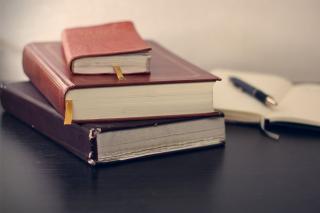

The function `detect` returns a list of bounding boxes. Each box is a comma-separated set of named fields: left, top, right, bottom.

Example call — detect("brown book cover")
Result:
left=61, top=21, right=152, bottom=73
left=0, top=82, right=225, bottom=165
left=23, top=40, right=220, bottom=122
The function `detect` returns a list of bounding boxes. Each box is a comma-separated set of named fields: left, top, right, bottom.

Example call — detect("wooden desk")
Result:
left=1, top=105, right=320, bottom=213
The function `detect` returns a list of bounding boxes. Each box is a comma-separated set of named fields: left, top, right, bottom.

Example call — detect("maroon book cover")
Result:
left=22, top=40, right=220, bottom=121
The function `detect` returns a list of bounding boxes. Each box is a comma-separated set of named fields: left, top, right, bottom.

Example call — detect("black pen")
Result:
left=229, top=76, right=278, bottom=107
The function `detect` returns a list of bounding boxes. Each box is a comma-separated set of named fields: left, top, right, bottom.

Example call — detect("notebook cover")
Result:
left=23, top=40, right=220, bottom=119
left=0, top=82, right=223, bottom=165
left=62, top=21, right=151, bottom=71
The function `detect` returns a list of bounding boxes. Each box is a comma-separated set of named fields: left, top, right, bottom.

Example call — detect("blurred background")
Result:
left=0, top=0, right=319, bottom=82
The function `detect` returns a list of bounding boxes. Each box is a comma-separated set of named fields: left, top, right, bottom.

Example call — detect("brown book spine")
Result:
left=22, top=43, right=71, bottom=115
left=1, top=83, right=95, bottom=164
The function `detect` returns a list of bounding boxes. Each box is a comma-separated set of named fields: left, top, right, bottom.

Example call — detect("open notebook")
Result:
left=210, top=69, right=320, bottom=137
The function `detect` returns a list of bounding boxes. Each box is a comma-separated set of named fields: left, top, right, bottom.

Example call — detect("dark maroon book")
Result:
left=1, top=82, right=225, bottom=166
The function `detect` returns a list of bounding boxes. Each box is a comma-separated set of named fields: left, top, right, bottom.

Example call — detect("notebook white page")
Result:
left=211, top=69, right=320, bottom=127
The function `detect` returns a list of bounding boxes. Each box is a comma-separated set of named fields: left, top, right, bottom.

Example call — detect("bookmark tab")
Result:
left=64, top=100, right=73, bottom=125
left=113, top=65, right=125, bottom=80
left=260, top=119, right=280, bottom=140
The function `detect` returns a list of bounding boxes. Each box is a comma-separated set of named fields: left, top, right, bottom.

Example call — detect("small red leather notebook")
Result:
left=23, top=40, right=220, bottom=124
left=62, top=21, right=152, bottom=74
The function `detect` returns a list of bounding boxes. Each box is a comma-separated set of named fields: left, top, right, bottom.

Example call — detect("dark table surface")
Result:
left=1, top=106, right=320, bottom=213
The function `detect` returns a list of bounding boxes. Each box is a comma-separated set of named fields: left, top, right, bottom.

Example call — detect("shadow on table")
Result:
left=226, top=121, right=320, bottom=141
left=1, top=111, right=226, bottom=213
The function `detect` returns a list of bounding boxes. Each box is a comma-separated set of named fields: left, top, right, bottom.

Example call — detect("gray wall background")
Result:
left=1, top=0, right=319, bottom=82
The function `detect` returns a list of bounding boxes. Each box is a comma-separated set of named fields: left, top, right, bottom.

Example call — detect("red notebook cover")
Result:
left=62, top=21, right=151, bottom=71
left=23, top=40, right=220, bottom=121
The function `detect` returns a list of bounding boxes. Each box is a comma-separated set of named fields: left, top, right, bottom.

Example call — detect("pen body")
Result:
left=229, top=77, right=271, bottom=105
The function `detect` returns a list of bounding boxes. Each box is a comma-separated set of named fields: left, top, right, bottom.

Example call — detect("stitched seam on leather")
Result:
left=25, top=44, right=67, bottom=113
left=32, top=43, right=73, bottom=87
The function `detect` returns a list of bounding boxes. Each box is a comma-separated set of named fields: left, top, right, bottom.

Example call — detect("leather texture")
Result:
left=23, top=40, right=221, bottom=120
left=1, top=82, right=92, bottom=162
left=62, top=21, right=151, bottom=70
left=0, top=82, right=224, bottom=164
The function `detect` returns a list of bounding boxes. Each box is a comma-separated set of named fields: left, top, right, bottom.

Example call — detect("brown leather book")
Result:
left=62, top=21, right=152, bottom=74
left=0, top=82, right=225, bottom=165
left=23, top=40, right=220, bottom=123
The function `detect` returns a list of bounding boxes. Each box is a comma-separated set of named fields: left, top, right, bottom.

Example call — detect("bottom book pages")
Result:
left=1, top=82, right=226, bottom=166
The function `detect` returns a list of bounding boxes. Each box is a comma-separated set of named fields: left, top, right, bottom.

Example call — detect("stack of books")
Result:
left=1, top=21, right=225, bottom=165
